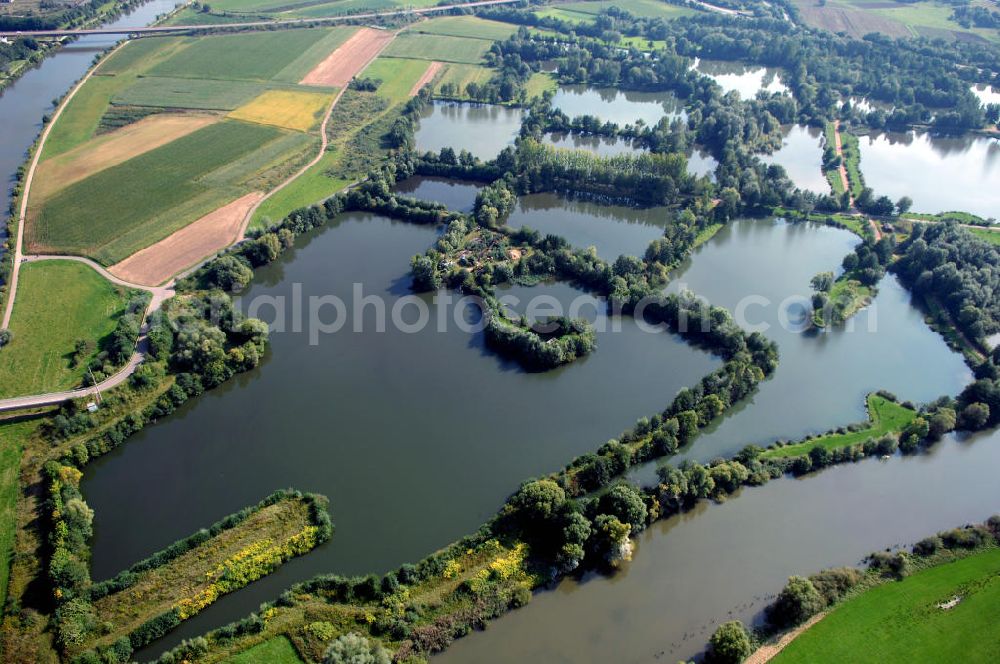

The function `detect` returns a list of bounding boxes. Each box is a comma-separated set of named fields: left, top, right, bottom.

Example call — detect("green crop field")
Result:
left=112, top=76, right=268, bottom=111
left=29, top=121, right=284, bottom=264
left=775, top=547, right=1000, bottom=663
left=763, top=395, right=916, bottom=459
left=0, top=261, right=136, bottom=398
left=412, top=15, right=518, bottom=41
left=273, top=27, right=357, bottom=83
left=434, top=62, right=493, bottom=97
left=148, top=29, right=332, bottom=82
left=223, top=636, right=304, bottom=664
left=362, top=57, right=433, bottom=104
left=384, top=33, right=491, bottom=64
left=285, top=0, right=440, bottom=18
left=533, top=7, right=597, bottom=24
left=97, top=36, right=179, bottom=76
left=558, top=0, right=696, bottom=19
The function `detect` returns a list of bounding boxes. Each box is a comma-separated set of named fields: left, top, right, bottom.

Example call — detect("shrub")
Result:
left=808, top=567, right=862, bottom=605
left=767, top=576, right=825, bottom=628
left=323, top=632, right=390, bottom=664
left=707, top=620, right=752, bottom=664
left=912, top=536, right=942, bottom=556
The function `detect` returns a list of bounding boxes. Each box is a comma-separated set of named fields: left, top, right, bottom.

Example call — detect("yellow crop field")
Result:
left=228, top=89, right=333, bottom=132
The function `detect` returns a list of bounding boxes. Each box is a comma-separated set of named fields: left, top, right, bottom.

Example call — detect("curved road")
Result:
left=0, top=0, right=520, bottom=37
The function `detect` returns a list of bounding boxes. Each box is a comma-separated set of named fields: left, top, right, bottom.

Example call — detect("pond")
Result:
left=84, top=211, right=719, bottom=658
left=551, top=84, right=686, bottom=126
left=858, top=131, right=1000, bottom=219
left=415, top=101, right=524, bottom=161
left=633, top=218, right=971, bottom=472
left=392, top=175, right=481, bottom=213
left=437, top=429, right=1000, bottom=664
left=506, top=192, right=671, bottom=262
left=760, top=124, right=828, bottom=194
left=695, top=58, right=788, bottom=98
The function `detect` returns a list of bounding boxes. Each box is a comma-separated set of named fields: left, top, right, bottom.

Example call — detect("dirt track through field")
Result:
left=108, top=192, right=263, bottom=286
left=32, top=114, right=219, bottom=202
left=301, top=27, right=395, bottom=88
left=410, top=61, right=443, bottom=96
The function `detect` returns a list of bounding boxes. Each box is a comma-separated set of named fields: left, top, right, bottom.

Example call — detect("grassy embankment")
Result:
left=763, top=394, right=916, bottom=459
left=774, top=546, right=1000, bottom=663
left=822, top=122, right=845, bottom=196
left=223, top=636, right=304, bottom=664
left=75, top=494, right=327, bottom=655
left=0, top=261, right=138, bottom=398
left=0, top=416, right=47, bottom=604
left=840, top=130, right=864, bottom=199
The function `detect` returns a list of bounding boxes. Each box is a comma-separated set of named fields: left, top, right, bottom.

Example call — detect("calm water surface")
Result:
left=971, top=83, right=1000, bottom=107
left=760, top=124, right=827, bottom=193
left=506, top=192, right=669, bottom=262
left=858, top=131, right=1000, bottom=219
left=86, top=210, right=718, bottom=657
left=438, top=430, right=1000, bottom=664
left=636, top=218, right=971, bottom=472
left=392, top=175, right=481, bottom=213
left=551, top=85, right=686, bottom=126
left=415, top=101, right=523, bottom=161
left=695, top=58, right=788, bottom=98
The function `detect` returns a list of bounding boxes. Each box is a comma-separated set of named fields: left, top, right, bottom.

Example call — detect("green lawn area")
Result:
left=0, top=261, right=137, bottom=398
left=29, top=120, right=284, bottom=264
left=525, top=72, right=558, bottom=100
left=251, top=149, right=352, bottom=232
left=533, top=6, right=597, bottom=24
left=763, top=394, right=916, bottom=459
left=362, top=57, right=434, bottom=104
left=967, top=227, right=1000, bottom=246
left=223, top=636, right=305, bottom=664
left=384, top=33, right=491, bottom=64
left=774, top=547, right=1000, bottom=663
left=148, top=29, right=332, bottom=82
left=411, top=15, right=518, bottom=41
left=0, top=417, right=40, bottom=604
left=823, top=122, right=845, bottom=196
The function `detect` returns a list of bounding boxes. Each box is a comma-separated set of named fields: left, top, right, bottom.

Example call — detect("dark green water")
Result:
left=393, top=176, right=481, bottom=213
left=86, top=209, right=719, bottom=657
left=415, top=101, right=524, bottom=161
left=506, top=192, right=670, bottom=262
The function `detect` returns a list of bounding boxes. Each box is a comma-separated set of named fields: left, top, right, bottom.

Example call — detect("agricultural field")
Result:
left=250, top=150, right=353, bottom=231
left=533, top=6, right=598, bottom=24
left=111, top=76, right=270, bottom=111
left=32, top=114, right=219, bottom=202
left=229, top=89, right=334, bottom=132
left=774, top=547, right=1000, bottom=663
left=434, top=62, right=492, bottom=93
left=384, top=32, right=491, bottom=64
left=0, top=261, right=137, bottom=398
left=409, top=15, right=519, bottom=41
left=763, top=395, right=917, bottom=459
left=28, top=120, right=287, bottom=264
left=554, top=0, right=697, bottom=19
left=362, top=57, right=436, bottom=104
left=791, top=0, right=1000, bottom=42
left=147, top=29, right=335, bottom=82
